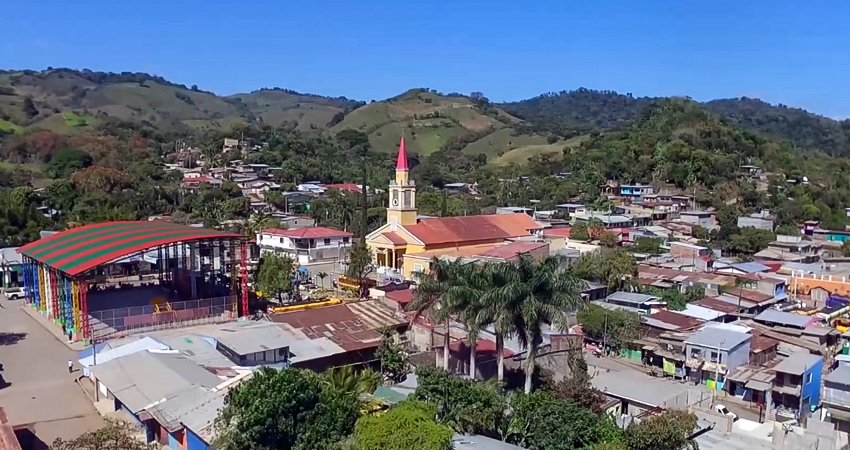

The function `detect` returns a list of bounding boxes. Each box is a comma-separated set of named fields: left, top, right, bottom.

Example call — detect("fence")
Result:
left=89, top=295, right=238, bottom=339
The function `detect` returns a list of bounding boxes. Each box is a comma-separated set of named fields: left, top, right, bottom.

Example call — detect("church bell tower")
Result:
left=386, top=137, right=417, bottom=227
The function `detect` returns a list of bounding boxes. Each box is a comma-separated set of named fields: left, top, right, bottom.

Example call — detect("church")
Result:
left=365, top=138, right=544, bottom=279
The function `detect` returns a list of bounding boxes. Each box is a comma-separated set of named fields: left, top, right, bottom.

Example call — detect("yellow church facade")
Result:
left=365, top=138, right=542, bottom=279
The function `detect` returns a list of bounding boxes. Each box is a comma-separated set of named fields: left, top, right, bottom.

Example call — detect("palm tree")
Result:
left=324, top=365, right=380, bottom=396
left=408, top=257, right=466, bottom=371
left=477, top=262, right=516, bottom=383
left=483, top=255, right=585, bottom=393
left=245, top=212, right=277, bottom=239
left=450, top=263, right=490, bottom=379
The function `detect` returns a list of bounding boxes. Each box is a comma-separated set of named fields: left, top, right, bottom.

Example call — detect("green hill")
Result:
left=0, top=68, right=362, bottom=135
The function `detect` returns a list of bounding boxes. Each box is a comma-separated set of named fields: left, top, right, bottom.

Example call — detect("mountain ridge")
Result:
left=1, top=68, right=848, bottom=160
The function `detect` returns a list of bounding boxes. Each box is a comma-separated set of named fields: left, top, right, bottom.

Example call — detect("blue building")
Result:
left=618, top=184, right=654, bottom=201
left=771, top=352, right=823, bottom=420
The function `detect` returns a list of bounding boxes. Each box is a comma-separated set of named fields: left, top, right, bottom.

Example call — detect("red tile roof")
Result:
left=737, top=289, right=773, bottom=304
left=382, top=232, right=407, bottom=245
left=396, top=137, right=409, bottom=170
left=385, top=289, right=416, bottom=306
left=450, top=338, right=514, bottom=358
left=692, top=297, right=741, bottom=314
left=474, top=241, right=548, bottom=260
left=543, top=227, right=572, bottom=238
left=270, top=303, right=381, bottom=352
left=646, top=310, right=704, bottom=330
left=405, top=213, right=540, bottom=246
left=262, top=226, right=351, bottom=239
left=324, top=183, right=361, bottom=193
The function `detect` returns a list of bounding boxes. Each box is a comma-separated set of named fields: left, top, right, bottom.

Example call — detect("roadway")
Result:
left=0, top=297, right=103, bottom=446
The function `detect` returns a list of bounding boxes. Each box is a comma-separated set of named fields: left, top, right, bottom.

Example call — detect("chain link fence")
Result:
left=89, top=295, right=238, bottom=339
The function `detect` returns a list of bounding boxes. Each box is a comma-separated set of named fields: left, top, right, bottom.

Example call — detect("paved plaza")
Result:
left=0, top=297, right=103, bottom=445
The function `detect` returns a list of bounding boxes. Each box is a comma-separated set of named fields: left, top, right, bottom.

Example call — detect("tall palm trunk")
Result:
left=468, top=336, right=477, bottom=379
left=524, top=346, right=535, bottom=394
left=496, top=333, right=505, bottom=382
left=443, top=318, right=450, bottom=371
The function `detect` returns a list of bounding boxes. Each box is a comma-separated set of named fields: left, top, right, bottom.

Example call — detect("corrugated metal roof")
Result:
left=678, top=304, right=725, bottom=321
left=754, top=309, right=812, bottom=329
left=78, top=336, right=169, bottom=367
left=774, top=352, right=822, bottom=375
left=204, top=322, right=300, bottom=356
left=686, top=327, right=751, bottom=350
left=92, top=351, right=222, bottom=413
left=19, top=221, right=240, bottom=276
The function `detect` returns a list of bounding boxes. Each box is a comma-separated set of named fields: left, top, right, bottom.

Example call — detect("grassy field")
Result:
left=0, top=118, right=23, bottom=134
left=460, top=128, right=548, bottom=159
left=63, top=111, right=94, bottom=127
left=490, top=135, right=587, bottom=165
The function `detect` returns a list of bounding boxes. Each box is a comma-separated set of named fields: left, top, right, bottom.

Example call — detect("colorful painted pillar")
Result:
left=240, top=241, right=248, bottom=317
left=56, top=272, right=65, bottom=327
left=32, top=261, right=40, bottom=310
left=37, top=264, right=46, bottom=314
left=50, top=269, right=59, bottom=322
left=230, top=241, right=238, bottom=298
left=64, top=278, right=73, bottom=335
left=72, top=281, right=81, bottom=341
left=80, top=282, right=90, bottom=341
left=21, top=256, right=30, bottom=305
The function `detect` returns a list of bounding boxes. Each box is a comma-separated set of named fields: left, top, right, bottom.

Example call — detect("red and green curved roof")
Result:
left=19, top=221, right=243, bottom=277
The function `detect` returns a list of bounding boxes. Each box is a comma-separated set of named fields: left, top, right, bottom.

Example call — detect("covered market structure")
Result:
left=17, top=221, right=249, bottom=342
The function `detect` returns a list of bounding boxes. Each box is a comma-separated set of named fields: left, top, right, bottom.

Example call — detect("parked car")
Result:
left=715, top=404, right=738, bottom=421
left=3, top=287, right=26, bottom=300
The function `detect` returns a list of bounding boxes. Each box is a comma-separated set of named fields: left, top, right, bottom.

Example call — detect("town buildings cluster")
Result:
left=7, top=138, right=850, bottom=449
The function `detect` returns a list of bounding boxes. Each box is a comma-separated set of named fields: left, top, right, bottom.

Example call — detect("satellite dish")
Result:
left=803, top=176, right=809, bottom=182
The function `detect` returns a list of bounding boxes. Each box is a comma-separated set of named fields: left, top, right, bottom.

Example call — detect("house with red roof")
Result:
left=257, top=226, right=352, bottom=265
left=366, top=137, right=544, bottom=279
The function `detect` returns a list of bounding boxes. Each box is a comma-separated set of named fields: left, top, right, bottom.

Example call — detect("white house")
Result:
left=257, top=227, right=352, bottom=265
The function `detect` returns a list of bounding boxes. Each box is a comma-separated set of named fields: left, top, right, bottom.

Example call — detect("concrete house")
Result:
left=685, top=327, right=752, bottom=390
left=822, top=365, right=850, bottom=432
left=257, top=227, right=352, bottom=265
left=771, top=352, right=823, bottom=421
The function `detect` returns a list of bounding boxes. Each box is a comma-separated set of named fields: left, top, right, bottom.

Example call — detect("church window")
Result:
left=403, top=190, right=411, bottom=208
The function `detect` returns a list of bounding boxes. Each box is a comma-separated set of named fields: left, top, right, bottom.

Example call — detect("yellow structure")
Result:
left=366, top=138, right=543, bottom=279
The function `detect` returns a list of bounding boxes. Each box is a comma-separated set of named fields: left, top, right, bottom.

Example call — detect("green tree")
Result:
left=51, top=419, right=158, bottom=450
left=409, top=257, right=467, bottom=371
left=633, top=236, right=663, bottom=253
left=413, top=366, right=507, bottom=436
left=842, top=240, right=850, bottom=257
left=576, top=304, right=641, bottom=351
left=572, top=222, right=590, bottom=241
left=346, top=242, right=374, bottom=298
left=624, top=410, right=698, bottom=450
left=256, top=253, right=294, bottom=301
left=483, top=255, right=585, bottom=393
left=214, top=368, right=358, bottom=450
left=354, top=401, right=453, bottom=450
left=509, top=390, right=622, bottom=450
left=49, top=148, right=93, bottom=178
left=685, top=284, right=705, bottom=302
left=599, top=231, right=618, bottom=247
left=324, top=365, right=380, bottom=397
left=775, top=224, right=800, bottom=236
left=569, top=249, right=637, bottom=292
left=377, top=328, right=408, bottom=383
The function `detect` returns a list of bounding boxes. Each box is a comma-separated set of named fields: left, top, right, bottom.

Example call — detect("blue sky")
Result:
left=2, top=0, right=848, bottom=118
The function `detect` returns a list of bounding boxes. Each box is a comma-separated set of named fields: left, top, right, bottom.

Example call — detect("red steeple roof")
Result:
left=396, top=137, right=409, bottom=171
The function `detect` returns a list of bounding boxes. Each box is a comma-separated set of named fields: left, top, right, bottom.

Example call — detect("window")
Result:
left=343, top=237, right=350, bottom=243
left=690, top=348, right=702, bottom=358
left=279, top=237, right=284, bottom=244
left=709, top=351, right=719, bottom=363
left=806, top=372, right=813, bottom=384
left=323, top=238, right=331, bottom=245
left=413, top=263, right=423, bottom=273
